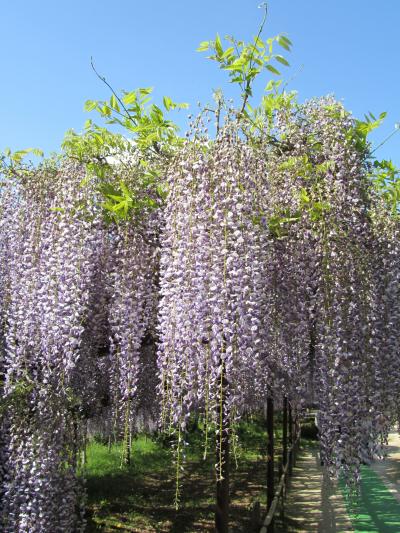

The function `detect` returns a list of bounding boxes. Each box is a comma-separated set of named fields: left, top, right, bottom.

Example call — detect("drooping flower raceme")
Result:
left=0, top=163, right=106, bottom=532
left=264, top=97, right=400, bottom=481
left=158, top=130, right=275, bottom=483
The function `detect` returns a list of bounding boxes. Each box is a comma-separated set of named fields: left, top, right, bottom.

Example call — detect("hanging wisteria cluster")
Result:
left=261, top=97, right=400, bottom=481
left=0, top=164, right=98, bottom=531
left=0, top=162, right=160, bottom=531
left=157, top=127, right=272, bottom=487
left=107, top=216, right=159, bottom=461
left=0, top=92, right=399, bottom=530
left=158, top=97, right=400, bottom=485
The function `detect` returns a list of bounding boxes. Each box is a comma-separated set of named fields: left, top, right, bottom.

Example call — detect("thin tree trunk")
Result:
left=215, top=360, right=229, bottom=533
left=282, top=395, right=288, bottom=513
left=123, top=410, right=131, bottom=466
left=282, top=397, right=288, bottom=468
left=288, top=403, right=293, bottom=475
left=124, top=432, right=131, bottom=466
left=82, top=420, right=88, bottom=466
left=267, top=396, right=274, bottom=533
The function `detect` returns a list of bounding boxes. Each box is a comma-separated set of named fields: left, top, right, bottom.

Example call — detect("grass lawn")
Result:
left=84, top=418, right=282, bottom=532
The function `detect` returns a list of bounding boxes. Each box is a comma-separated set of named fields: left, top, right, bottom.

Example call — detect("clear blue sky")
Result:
left=1, top=0, right=399, bottom=164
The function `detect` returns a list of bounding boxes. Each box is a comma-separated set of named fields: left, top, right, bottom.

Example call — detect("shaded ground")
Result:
left=85, top=422, right=400, bottom=532
left=84, top=418, right=280, bottom=532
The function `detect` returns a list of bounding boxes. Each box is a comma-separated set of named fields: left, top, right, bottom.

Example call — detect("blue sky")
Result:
left=1, top=0, right=399, bottom=164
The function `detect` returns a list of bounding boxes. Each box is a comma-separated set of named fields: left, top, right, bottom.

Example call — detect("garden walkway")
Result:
left=279, top=432, right=400, bottom=532
left=278, top=442, right=353, bottom=532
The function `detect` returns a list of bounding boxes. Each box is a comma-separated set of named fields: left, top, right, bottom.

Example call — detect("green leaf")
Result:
left=275, top=55, right=289, bottom=66
left=221, top=47, right=234, bottom=60
left=215, top=34, right=223, bottom=57
left=101, top=201, right=118, bottom=213
left=276, top=35, right=292, bottom=51
left=110, top=94, right=120, bottom=112
left=119, top=180, right=132, bottom=200
left=107, top=194, right=124, bottom=201
left=122, top=91, right=137, bottom=105
left=11, top=149, right=31, bottom=162
left=99, top=183, right=120, bottom=197
left=354, top=111, right=386, bottom=139
left=139, top=96, right=152, bottom=106
left=156, top=183, right=168, bottom=199
left=265, top=79, right=282, bottom=92
left=224, top=58, right=246, bottom=71
left=197, top=41, right=210, bottom=52
left=254, top=36, right=265, bottom=49
left=299, top=188, right=311, bottom=205
left=101, top=105, right=112, bottom=117
left=163, top=96, right=173, bottom=111
left=266, top=64, right=281, bottom=75
left=139, top=87, right=153, bottom=96
left=84, top=100, right=97, bottom=112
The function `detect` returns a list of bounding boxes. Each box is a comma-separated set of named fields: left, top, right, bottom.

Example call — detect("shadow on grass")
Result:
left=85, top=451, right=234, bottom=531
left=84, top=420, right=274, bottom=532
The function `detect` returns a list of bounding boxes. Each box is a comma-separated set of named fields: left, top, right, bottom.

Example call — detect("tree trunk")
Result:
left=288, top=403, right=293, bottom=475
left=282, top=397, right=288, bottom=468
left=215, top=361, right=229, bottom=533
left=267, top=396, right=274, bottom=532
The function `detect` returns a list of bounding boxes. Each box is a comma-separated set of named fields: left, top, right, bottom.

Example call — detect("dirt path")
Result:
left=278, top=442, right=353, bottom=532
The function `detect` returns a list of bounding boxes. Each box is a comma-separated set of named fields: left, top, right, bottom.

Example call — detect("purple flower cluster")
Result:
left=0, top=160, right=161, bottom=530
left=107, top=218, right=159, bottom=453
left=262, top=97, right=400, bottom=481
left=0, top=164, right=106, bottom=531
left=0, top=95, right=398, bottom=529
left=158, top=98, right=400, bottom=483
left=158, top=131, right=274, bottom=456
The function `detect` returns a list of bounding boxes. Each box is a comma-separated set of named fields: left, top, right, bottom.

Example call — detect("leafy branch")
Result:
left=86, top=59, right=188, bottom=156
left=197, top=2, right=292, bottom=121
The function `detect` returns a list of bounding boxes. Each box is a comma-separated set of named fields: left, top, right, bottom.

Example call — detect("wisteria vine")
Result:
left=0, top=92, right=399, bottom=531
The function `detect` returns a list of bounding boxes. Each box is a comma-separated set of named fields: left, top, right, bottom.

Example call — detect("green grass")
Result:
left=85, top=436, right=177, bottom=532
left=84, top=417, right=284, bottom=532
